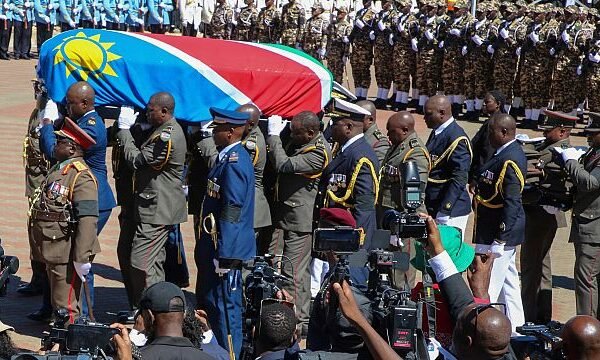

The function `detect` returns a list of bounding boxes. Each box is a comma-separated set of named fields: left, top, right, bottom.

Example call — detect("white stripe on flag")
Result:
left=121, top=32, right=252, bottom=106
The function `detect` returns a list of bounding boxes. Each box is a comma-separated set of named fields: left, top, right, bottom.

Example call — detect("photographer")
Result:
left=254, top=302, right=300, bottom=360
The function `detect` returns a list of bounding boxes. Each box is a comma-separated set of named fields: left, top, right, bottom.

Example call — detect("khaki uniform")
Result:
left=350, top=7, right=376, bottom=90
left=377, top=133, right=430, bottom=290
left=392, top=11, right=419, bottom=95
left=209, top=3, right=234, bottom=39
left=520, top=138, right=572, bottom=324
left=302, top=13, right=329, bottom=62
left=233, top=5, right=258, bottom=41
left=416, top=14, right=441, bottom=97
left=267, top=133, right=331, bottom=328
left=587, top=37, right=600, bottom=112
left=116, top=118, right=187, bottom=307
left=254, top=5, right=281, bottom=43
left=29, top=157, right=99, bottom=321
left=493, top=16, right=528, bottom=104
left=374, top=8, right=396, bottom=91
left=441, top=12, right=472, bottom=98
left=464, top=17, right=498, bottom=103
left=242, top=125, right=272, bottom=231
left=363, top=124, right=390, bottom=166
left=326, top=18, right=351, bottom=83
left=280, top=1, right=305, bottom=46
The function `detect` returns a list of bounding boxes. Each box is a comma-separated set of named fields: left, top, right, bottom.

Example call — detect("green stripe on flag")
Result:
left=264, top=43, right=333, bottom=91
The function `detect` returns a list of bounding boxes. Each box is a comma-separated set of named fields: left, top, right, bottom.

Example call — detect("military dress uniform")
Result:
left=520, top=111, right=576, bottom=324
left=415, top=4, right=441, bottom=106
left=209, top=1, right=233, bottom=39
left=34, top=0, right=57, bottom=49
left=587, top=36, right=600, bottom=113
left=147, top=0, right=173, bottom=33
left=12, top=0, right=33, bottom=59
left=392, top=1, right=419, bottom=111
left=325, top=9, right=351, bottom=83
left=58, top=0, right=80, bottom=31
left=232, top=1, right=257, bottom=41
left=474, top=139, right=527, bottom=330
left=253, top=3, right=279, bottom=43
left=301, top=6, right=328, bottom=62
left=116, top=117, right=187, bottom=308
left=372, top=2, right=395, bottom=108
left=179, top=0, right=202, bottom=36
left=0, top=0, right=12, bottom=60
left=30, top=120, right=100, bottom=323
left=377, top=132, right=430, bottom=289
left=79, top=0, right=94, bottom=27
left=350, top=5, right=376, bottom=100
left=195, top=109, right=256, bottom=359
left=124, top=0, right=146, bottom=31
left=363, top=123, right=390, bottom=167
left=280, top=0, right=305, bottom=47
left=267, top=131, right=331, bottom=333
left=103, top=0, right=126, bottom=29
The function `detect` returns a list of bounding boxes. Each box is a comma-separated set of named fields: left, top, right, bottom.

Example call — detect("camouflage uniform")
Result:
left=576, top=18, right=596, bottom=110
left=209, top=2, right=234, bottom=39
left=416, top=6, right=441, bottom=101
left=432, top=4, right=449, bottom=97
left=350, top=6, right=376, bottom=99
left=233, top=3, right=258, bottom=41
left=391, top=3, right=419, bottom=110
left=586, top=36, right=600, bottom=112
left=302, top=7, right=329, bottom=62
left=326, top=10, right=352, bottom=83
left=373, top=4, right=396, bottom=107
left=281, top=0, right=305, bottom=47
left=254, top=5, right=281, bottom=43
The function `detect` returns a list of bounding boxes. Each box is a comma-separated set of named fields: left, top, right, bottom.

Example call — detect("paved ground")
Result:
left=0, top=36, right=586, bottom=351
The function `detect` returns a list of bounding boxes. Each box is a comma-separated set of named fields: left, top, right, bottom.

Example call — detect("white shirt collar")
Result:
left=494, top=139, right=516, bottom=156
left=82, top=109, right=95, bottom=118
left=341, top=133, right=364, bottom=153
left=218, top=141, right=241, bottom=162
left=434, top=117, right=455, bottom=136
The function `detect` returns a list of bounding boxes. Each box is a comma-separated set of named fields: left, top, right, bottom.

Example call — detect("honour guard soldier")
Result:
left=115, top=93, right=187, bottom=310
left=148, top=0, right=173, bottom=34
left=58, top=0, right=80, bottom=31
left=520, top=110, right=575, bottom=325
left=179, top=0, right=202, bottom=36
left=372, top=0, right=395, bottom=109
left=588, top=29, right=600, bottom=113
left=266, top=111, right=331, bottom=337
left=195, top=108, right=256, bottom=359
left=424, top=95, right=472, bottom=236
left=232, top=0, right=257, bottom=41
left=34, top=0, right=57, bottom=49
left=557, top=113, right=600, bottom=319
left=125, top=0, right=146, bottom=31
left=0, top=0, right=12, bottom=60
left=254, top=0, right=279, bottom=43
left=350, top=0, right=376, bottom=100
left=326, top=6, right=351, bottom=84
left=301, top=2, right=328, bottom=63
left=316, top=98, right=380, bottom=248
left=103, top=0, right=126, bottom=29
left=209, top=0, right=233, bottom=39
left=80, top=0, right=94, bottom=27
left=30, top=118, right=100, bottom=323
left=415, top=0, right=440, bottom=112
left=391, top=0, right=419, bottom=112
left=357, top=100, right=390, bottom=165
left=12, top=0, right=33, bottom=59
left=473, top=114, right=526, bottom=331
left=378, top=111, right=430, bottom=289
left=280, top=0, right=305, bottom=47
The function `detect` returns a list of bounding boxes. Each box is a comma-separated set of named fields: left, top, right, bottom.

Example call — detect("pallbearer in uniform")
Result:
left=326, top=6, right=351, bottom=84
left=195, top=108, right=255, bottom=358
left=30, top=118, right=100, bottom=324
left=520, top=110, right=576, bottom=325
left=232, top=0, right=257, bottom=41
left=378, top=111, right=430, bottom=289
left=357, top=100, right=390, bottom=166
left=34, top=0, right=57, bottom=50
left=473, top=113, right=526, bottom=331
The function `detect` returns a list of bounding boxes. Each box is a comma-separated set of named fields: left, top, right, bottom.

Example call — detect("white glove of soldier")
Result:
left=158, top=17, right=163, bottom=24
left=411, top=38, right=418, bottom=52
left=200, top=121, right=213, bottom=138
left=295, top=42, right=302, bottom=50
left=231, top=18, right=237, bottom=26
left=516, top=47, right=521, bottom=56
left=136, top=17, right=144, bottom=25
left=42, top=99, right=60, bottom=123
left=556, top=147, right=585, bottom=162
left=589, top=52, right=600, bottom=63
left=435, top=214, right=450, bottom=225
left=449, top=28, right=460, bottom=36
left=397, top=22, right=404, bottom=32
left=499, top=27, right=509, bottom=39
left=425, top=29, right=434, bottom=41
left=438, top=40, right=444, bottom=48
left=461, top=45, right=468, bottom=56
left=159, top=1, right=166, bottom=8
left=43, top=15, right=50, bottom=22
left=577, top=64, right=583, bottom=76
left=268, top=115, right=287, bottom=136
left=388, top=33, right=394, bottom=46
left=116, top=3, right=123, bottom=9
left=2, top=3, right=9, bottom=9
left=47, top=3, right=53, bottom=9
left=342, top=35, right=349, bottom=43
left=24, top=1, right=31, bottom=8
left=369, top=30, right=375, bottom=40
left=487, top=44, right=494, bottom=54
left=213, top=259, right=230, bottom=275
left=118, top=105, right=139, bottom=130
left=549, top=47, right=555, bottom=56
left=0, top=14, right=6, bottom=20
left=529, top=31, right=539, bottom=44
left=73, top=261, right=92, bottom=282
left=377, top=20, right=384, bottom=31
left=73, top=7, right=79, bottom=14
left=69, top=20, right=77, bottom=28
left=561, top=30, right=570, bottom=43
left=471, top=34, right=483, bottom=46
left=317, top=47, right=326, bottom=59
left=355, top=18, right=365, bottom=29
left=343, top=55, right=348, bottom=64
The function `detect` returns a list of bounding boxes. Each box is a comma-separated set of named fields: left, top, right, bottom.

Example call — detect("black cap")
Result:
left=540, top=110, right=577, bottom=130
left=139, top=282, right=186, bottom=312
left=586, top=112, right=600, bottom=133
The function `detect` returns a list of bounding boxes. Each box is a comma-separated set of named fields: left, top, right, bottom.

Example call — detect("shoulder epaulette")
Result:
left=72, top=161, right=88, bottom=172
left=373, top=129, right=387, bottom=141
left=409, top=138, right=420, bottom=149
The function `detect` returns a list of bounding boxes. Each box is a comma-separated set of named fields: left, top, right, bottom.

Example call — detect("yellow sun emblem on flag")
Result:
left=53, top=32, right=122, bottom=81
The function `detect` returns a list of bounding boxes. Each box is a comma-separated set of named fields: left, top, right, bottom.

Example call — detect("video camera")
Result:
left=0, top=240, right=19, bottom=296
left=511, top=322, right=565, bottom=360
left=382, top=161, right=427, bottom=241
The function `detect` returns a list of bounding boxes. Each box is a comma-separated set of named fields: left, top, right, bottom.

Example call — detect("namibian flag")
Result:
left=36, top=30, right=333, bottom=122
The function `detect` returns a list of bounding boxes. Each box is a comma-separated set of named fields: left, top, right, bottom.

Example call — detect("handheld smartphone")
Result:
left=313, top=227, right=362, bottom=253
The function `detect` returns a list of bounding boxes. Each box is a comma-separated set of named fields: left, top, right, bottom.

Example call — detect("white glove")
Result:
left=369, top=30, right=375, bottom=41
left=200, top=121, right=213, bottom=137
left=529, top=31, right=539, bottom=44
left=43, top=99, right=60, bottom=123
left=471, top=34, right=483, bottom=46
left=158, top=17, right=163, bottom=24
left=590, top=53, right=600, bottom=63
left=499, top=27, right=509, bottom=39
left=425, top=29, right=434, bottom=41
left=317, top=47, right=326, bottom=59
left=516, top=47, right=521, bottom=56
left=542, top=205, right=560, bottom=215
left=118, top=105, right=139, bottom=130
left=389, top=234, right=404, bottom=247
left=136, top=17, right=144, bottom=25
left=24, top=1, right=31, bottom=8
left=438, top=40, right=444, bottom=48
left=377, top=20, right=384, bottom=31
left=268, top=115, right=286, bottom=136
left=561, top=30, right=570, bottom=43
left=73, top=261, right=92, bottom=282
left=461, top=45, right=468, bottom=56
left=231, top=19, right=237, bottom=26
left=397, top=22, right=404, bottom=32
left=388, top=33, right=394, bottom=46
left=577, top=65, right=583, bottom=76
left=69, top=20, right=77, bottom=28
left=411, top=38, right=418, bottom=52
left=213, top=259, right=230, bottom=275
left=342, top=35, right=349, bottom=43
left=487, top=44, right=494, bottom=54
left=116, top=3, right=122, bottom=8
left=355, top=18, right=364, bottom=29
left=43, top=15, right=50, bottom=22
left=158, top=1, right=165, bottom=8
left=2, top=3, right=8, bottom=9
left=435, top=214, right=450, bottom=225
left=72, top=7, right=79, bottom=14
left=47, top=3, right=53, bottom=10
left=0, top=14, right=6, bottom=20
left=342, top=55, right=348, bottom=64
left=295, top=42, right=302, bottom=50
left=557, top=147, right=585, bottom=162
left=549, top=47, right=556, bottom=56
left=449, top=28, right=460, bottom=36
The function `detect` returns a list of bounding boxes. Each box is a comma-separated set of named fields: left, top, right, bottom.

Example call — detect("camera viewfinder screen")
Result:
left=313, top=228, right=361, bottom=252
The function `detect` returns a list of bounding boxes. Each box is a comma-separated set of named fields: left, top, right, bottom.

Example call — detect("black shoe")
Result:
left=509, top=107, right=519, bottom=118
left=21, top=54, right=30, bottom=60
left=117, top=310, right=138, bottom=324
left=472, top=110, right=481, bottom=122
left=408, top=98, right=418, bottom=109
left=356, top=96, right=366, bottom=102
left=17, top=282, right=43, bottom=296
left=392, top=102, right=407, bottom=112
left=415, top=106, right=424, bottom=115
left=0, top=54, right=9, bottom=60
left=465, top=110, right=473, bottom=121
left=374, top=98, right=387, bottom=110
left=27, top=309, right=53, bottom=323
